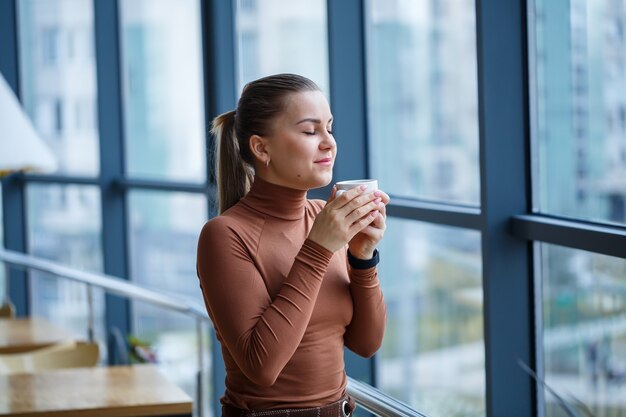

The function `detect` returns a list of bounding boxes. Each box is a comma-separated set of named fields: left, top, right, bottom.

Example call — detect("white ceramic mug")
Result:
left=335, top=179, right=378, bottom=196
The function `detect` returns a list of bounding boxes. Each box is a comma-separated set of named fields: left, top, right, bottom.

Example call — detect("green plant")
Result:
left=127, top=335, right=158, bottom=364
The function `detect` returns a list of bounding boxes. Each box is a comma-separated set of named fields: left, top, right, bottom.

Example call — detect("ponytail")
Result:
left=212, top=110, right=254, bottom=214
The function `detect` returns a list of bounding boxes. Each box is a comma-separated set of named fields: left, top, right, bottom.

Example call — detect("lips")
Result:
left=314, top=157, right=333, bottom=163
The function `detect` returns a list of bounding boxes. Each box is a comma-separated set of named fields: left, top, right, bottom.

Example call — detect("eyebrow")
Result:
left=296, top=117, right=333, bottom=125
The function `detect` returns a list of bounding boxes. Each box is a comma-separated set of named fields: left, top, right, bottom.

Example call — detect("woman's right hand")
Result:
left=307, top=185, right=382, bottom=253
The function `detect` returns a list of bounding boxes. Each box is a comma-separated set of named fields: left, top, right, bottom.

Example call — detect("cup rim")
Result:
left=335, top=179, right=377, bottom=186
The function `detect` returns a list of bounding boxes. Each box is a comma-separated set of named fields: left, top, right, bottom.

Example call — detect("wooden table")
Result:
left=0, top=318, right=75, bottom=354
left=0, top=365, right=193, bottom=416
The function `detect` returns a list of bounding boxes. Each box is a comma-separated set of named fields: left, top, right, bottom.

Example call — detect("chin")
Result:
left=309, top=174, right=333, bottom=189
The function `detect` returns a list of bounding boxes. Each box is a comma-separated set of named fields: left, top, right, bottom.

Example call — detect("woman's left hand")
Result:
left=346, top=190, right=389, bottom=260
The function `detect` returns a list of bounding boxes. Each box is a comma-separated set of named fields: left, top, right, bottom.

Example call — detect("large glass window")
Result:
left=540, top=244, right=626, bottom=416
left=531, top=0, right=626, bottom=225
left=377, top=218, right=484, bottom=417
left=235, top=0, right=329, bottom=94
left=26, top=184, right=106, bottom=354
left=128, top=190, right=207, bottom=395
left=119, top=0, right=206, bottom=182
left=18, top=0, right=100, bottom=176
left=365, top=0, right=480, bottom=205
left=0, top=183, right=4, bottom=303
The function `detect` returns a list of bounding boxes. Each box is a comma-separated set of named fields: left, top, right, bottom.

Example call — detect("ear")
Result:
left=249, top=134, right=270, bottom=165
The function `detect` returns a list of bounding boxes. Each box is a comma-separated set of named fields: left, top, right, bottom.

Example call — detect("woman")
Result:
left=196, top=73, right=388, bottom=417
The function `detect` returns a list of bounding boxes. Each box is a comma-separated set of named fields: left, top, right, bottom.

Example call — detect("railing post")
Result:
left=87, top=283, right=95, bottom=342
left=196, top=317, right=206, bottom=417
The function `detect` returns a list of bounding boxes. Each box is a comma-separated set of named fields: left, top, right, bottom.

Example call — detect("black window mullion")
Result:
left=202, top=0, right=237, bottom=413
left=327, top=0, right=368, bottom=186
left=21, top=174, right=99, bottom=186
left=476, top=0, right=535, bottom=416
left=387, top=198, right=482, bottom=230
left=327, top=0, right=376, bottom=388
left=0, top=0, right=29, bottom=317
left=511, top=214, right=626, bottom=258
left=93, top=0, right=131, bottom=364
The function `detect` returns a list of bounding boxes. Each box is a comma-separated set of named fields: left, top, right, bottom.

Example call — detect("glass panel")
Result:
left=365, top=0, right=480, bottom=205
left=540, top=244, right=626, bottom=416
left=128, top=190, right=207, bottom=396
left=18, top=0, right=100, bottom=176
left=377, top=218, right=484, bottom=417
left=26, top=184, right=106, bottom=357
left=0, top=183, right=4, bottom=303
left=531, top=0, right=626, bottom=225
left=235, top=0, right=330, bottom=94
left=120, top=0, right=206, bottom=182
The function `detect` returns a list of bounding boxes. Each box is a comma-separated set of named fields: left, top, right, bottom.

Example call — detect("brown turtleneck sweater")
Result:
left=196, top=176, right=386, bottom=410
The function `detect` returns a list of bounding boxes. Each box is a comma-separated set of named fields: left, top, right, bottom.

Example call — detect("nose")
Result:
left=320, top=131, right=336, bottom=150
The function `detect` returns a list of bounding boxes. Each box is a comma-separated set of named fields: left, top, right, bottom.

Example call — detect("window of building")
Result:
left=365, top=0, right=480, bottom=205
left=41, top=27, right=60, bottom=65
left=26, top=184, right=107, bottom=359
left=539, top=244, right=626, bottom=416
left=235, top=0, right=329, bottom=95
left=19, top=0, right=100, bottom=176
left=119, top=0, right=206, bottom=183
left=532, top=0, right=626, bottom=226
left=128, top=190, right=207, bottom=397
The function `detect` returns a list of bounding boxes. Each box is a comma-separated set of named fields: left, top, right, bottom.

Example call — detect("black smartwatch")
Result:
left=347, top=249, right=380, bottom=269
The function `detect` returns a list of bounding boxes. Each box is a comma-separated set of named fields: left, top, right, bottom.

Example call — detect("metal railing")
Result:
left=0, top=248, right=428, bottom=417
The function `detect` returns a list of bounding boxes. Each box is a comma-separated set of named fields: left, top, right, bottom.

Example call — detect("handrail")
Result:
left=0, top=248, right=209, bottom=321
left=0, top=248, right=429, bottom=417
left=347, top=378, right=428, bottom=417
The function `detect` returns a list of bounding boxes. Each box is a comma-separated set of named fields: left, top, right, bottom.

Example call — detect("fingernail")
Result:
left=374, top=198, right=382, bottom=204
left=374, top=191, right=382, bottom=197
left=371, top=210, right=379, bottom=217
left=360, top=185, right=367, bottom=191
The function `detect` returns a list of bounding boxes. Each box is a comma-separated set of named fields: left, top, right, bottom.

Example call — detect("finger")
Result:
left=333, top=185, right=370, bottom=209
left=374, top=190, right=391, bottom=205
left=374, top=199, right=386, bottom=217
left=341, top=191, right=380, bottom=216
left=348, top=210, right=379, bottom=237
left=370, top=213, right=386, bottom=229
left=346, top=198, right=382, bottom=224
left=357, top=225, right=384, bottom=240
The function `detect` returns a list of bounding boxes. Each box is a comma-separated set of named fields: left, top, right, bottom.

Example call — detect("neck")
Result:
left=240, top=175, right=308, bottom=220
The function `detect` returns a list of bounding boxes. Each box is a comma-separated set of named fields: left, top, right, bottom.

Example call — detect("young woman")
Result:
left=196, top=73, right=388, bottom=417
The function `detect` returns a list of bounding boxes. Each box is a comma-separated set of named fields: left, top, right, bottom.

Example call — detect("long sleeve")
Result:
left=343, top=261, right=387, bottom=357
left=196, top=217, right=333, bottom=387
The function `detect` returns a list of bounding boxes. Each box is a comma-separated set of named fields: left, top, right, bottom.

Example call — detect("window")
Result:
left=26, top=184, right=106, bottom=358
left=53, top=98, right=63, bottom=133
left=128, top=190, right=207, bottom=396
left=377, top=218, right=485, bottom=417
left=119, top=0, right=206, bottom=182
left=540, top=244, right=626, bottom=416
left=530, top=1, right=626, bottom=415
left=532, top=0, right=626, bottom=225
left=235, top=0, right=329, bottom=95
left=365, top=0, right=480, bottom=205
left=18, top=0, right=100, bottom=176
left=0, top=183, right=4, bottom=302
left=41, top=27, right=60, bottom=65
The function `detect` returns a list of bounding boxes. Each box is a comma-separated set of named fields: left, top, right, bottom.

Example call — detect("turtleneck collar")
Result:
left=240, top=176, right=308, bottom=220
